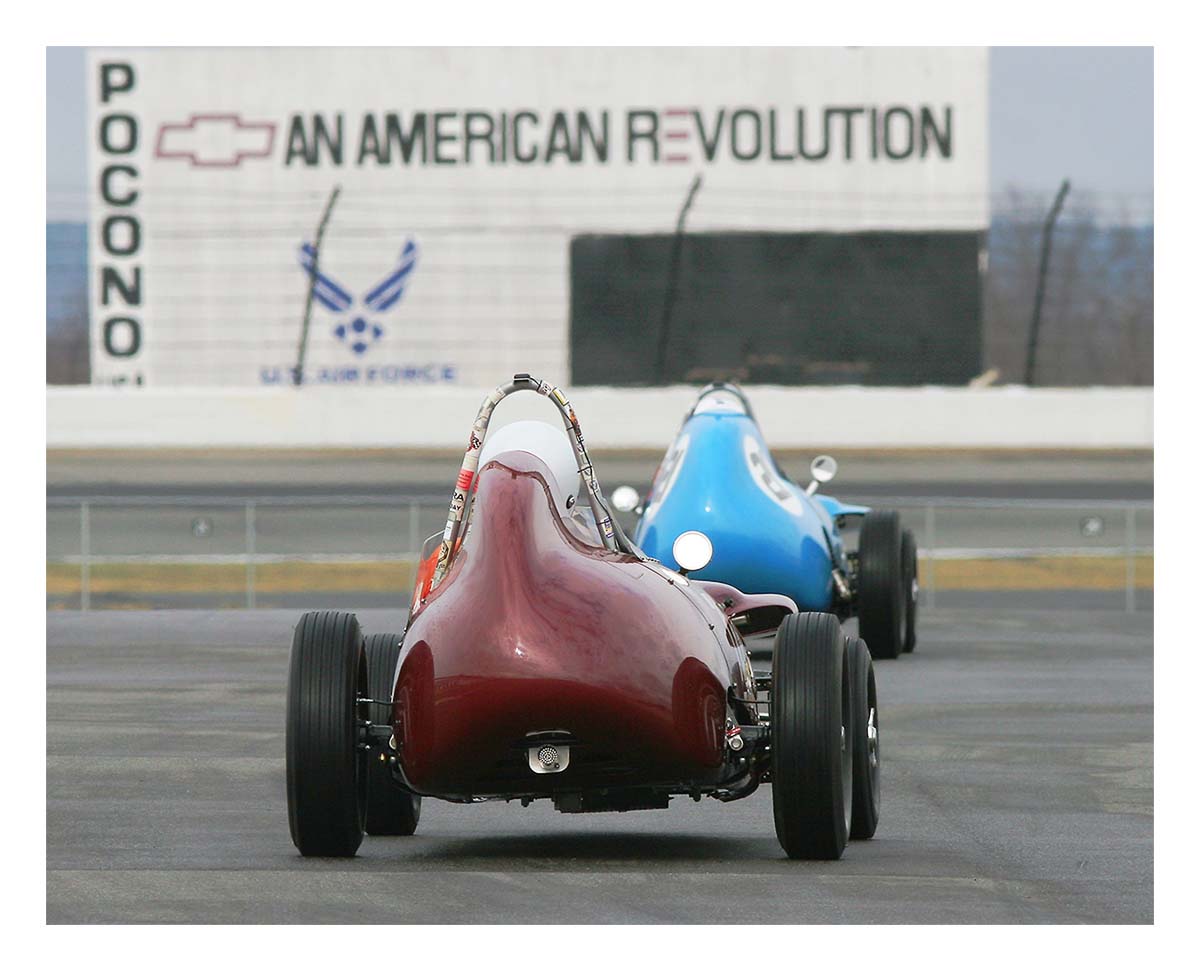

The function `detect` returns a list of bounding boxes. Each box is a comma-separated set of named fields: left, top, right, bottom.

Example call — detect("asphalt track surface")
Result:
left=46, top=602, right=1152, bottom=923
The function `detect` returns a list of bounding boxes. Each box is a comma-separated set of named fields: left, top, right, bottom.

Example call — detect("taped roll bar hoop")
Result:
left=430, top=374, right=618, bottom=589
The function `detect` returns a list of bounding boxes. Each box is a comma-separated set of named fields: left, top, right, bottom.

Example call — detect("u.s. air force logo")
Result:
left=297, top=238, right=419, bottom=355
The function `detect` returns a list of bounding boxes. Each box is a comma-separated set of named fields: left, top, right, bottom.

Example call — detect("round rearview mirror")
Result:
left=810, top=454, right=838, bottom=484
left=611, top=485, right=641, bottom=513
left=672, top=530, right=714, bottom=575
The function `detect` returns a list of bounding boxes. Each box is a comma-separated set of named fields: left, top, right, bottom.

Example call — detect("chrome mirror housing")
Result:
left=610, top=485, right=641, bottom=513
left=806, top=454, right=838, bottom=495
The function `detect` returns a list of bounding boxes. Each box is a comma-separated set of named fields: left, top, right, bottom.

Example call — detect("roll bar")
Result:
left=430, top=374, right=620, bottom=589
left=686, top=381, right=757, bottom=422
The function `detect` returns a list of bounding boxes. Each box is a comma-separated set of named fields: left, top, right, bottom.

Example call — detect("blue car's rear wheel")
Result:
left=858, top=510, right=905, bottom=660
left=901, top=528, right=918, bottom=653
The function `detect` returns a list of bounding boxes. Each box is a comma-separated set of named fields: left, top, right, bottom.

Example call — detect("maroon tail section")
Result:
left=393, top=451, right=744, bottom=798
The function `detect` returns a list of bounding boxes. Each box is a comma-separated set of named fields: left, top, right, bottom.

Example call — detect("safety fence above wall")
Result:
left=46, top=493, right=1154, bottom=612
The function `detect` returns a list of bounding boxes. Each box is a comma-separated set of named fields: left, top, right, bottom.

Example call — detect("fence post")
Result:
left=1125, top=506, right=1136, bottom=613
left=246, top=501, right=257, bottom=610
left=924, top=504, right=936, bottom=610
left=80, top=502, right=91, bottom=611
left=1024, top=178, right=1071, bottom=386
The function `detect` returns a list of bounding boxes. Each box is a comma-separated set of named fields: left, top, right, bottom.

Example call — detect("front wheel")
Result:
left=363, top=632, right=422, bottom=836
left=286, top=610, right=367, bottom=857
left=847, top=637, right=880, bottom=839
left=771, top=612, right=853, bottom=860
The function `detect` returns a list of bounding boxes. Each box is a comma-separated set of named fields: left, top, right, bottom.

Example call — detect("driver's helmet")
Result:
left=478, top=420, right=581, bottom=513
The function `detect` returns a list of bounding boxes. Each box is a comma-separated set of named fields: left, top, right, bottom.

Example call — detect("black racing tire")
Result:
left=771, top=612, right=853, bottom=860
left=858, top=510, right=905, bottom=660
left=286, top=610, right=367, bottom=857
left=363, top=632, right=422, bottom=836
left=901, top=529, right=918, bottom=653
left=847, top=637, right=880, bottom=839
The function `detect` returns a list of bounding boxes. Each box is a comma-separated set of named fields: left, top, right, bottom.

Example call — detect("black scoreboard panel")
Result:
left=569, top=231, right=983, bottom=386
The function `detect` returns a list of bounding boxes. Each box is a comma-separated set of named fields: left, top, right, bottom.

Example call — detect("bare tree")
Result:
left=985, top=188, right=1152, bottom=386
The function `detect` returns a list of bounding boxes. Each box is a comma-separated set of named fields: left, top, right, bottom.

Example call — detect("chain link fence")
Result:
left=985, top=189, right=1152, bottom=385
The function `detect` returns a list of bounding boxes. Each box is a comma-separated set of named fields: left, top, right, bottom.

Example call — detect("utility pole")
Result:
left=654, top=174, right=703, bottom=384
left=293, top=185, right=342, bottom=387
left=1024, top=178, right=1070, bottom=386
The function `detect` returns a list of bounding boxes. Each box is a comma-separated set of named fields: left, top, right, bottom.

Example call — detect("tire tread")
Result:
left=858, top=511, right=904, bottom=659
left=771, top=612, right=850, bottom=860
left=286, top=610, right=365, bottom=857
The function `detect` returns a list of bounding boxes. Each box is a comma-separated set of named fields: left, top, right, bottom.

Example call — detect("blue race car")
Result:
left=618, top=383, right=918, bottom=659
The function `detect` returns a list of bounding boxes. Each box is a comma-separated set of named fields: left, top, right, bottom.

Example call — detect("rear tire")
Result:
left=858, top=510, right=905, bottom=660
left=901, top=529, right=918, bottom=653
left=286, top=610, right=367, bottom=857
left=363, top=632, right=422, bottom=836
left=771, top=612, right=853, bottom=860
left=847, top=637, right=880, bottom=839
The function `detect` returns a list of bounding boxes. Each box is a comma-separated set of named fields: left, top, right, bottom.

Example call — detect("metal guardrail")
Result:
left=53, top=497, right=435, bottom=611
left=47, top=495, right=1152, bottom=612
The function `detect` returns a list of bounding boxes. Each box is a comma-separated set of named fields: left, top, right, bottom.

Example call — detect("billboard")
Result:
left=86, top=47, right=988, bottom=387
left=571, top=230, right=985, bottom=386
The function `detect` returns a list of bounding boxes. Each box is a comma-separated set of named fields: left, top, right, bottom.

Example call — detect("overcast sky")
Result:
left=990, top=46, right=1152, bottom=198
left=46, top=46, right=1153, bottom=217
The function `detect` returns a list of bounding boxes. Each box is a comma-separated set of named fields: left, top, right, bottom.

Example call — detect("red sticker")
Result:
left=456, top=469, right=474, bottom=491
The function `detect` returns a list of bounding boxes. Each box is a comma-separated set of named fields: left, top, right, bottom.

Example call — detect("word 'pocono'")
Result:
left=284, top=106, right=955, bottom=167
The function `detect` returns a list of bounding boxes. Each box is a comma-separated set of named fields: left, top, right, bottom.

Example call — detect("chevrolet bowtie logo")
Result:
left=154, top=113, right=276, bottom=167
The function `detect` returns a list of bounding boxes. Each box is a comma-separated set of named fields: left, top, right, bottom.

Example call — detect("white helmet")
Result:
left=477, top=420, right=581, bottom=512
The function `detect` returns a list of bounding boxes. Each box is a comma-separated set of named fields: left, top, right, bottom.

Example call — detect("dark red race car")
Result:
left=286, top=374, right=881, bottom=860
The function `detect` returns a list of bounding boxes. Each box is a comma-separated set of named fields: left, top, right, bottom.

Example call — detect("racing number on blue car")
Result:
left=742, top=436, right=804, bottom=515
